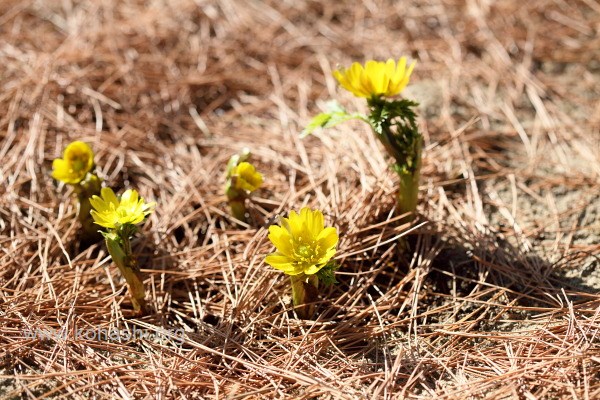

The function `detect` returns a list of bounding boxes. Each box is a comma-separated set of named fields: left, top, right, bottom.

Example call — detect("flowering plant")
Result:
left=90, top=187, right=155, bottom=314
left=52, top=141, right=102, bottom=240
left=224, top=149, right=263, bottom=223
left=265, top=207, right=338, bottom=319
left=304, top=57, right=422, bottom=223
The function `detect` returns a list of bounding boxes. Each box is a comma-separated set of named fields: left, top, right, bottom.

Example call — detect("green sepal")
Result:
left=99, top=224, right=137, bottom=243
left=367, top=98, right=420, bottom=132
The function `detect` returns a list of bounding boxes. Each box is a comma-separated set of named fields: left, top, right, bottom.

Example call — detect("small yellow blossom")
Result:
left=231, top=161, right=263, bottom=193
left=51, top=141, right=95, bottom=184
left=90, top=187, right=155, bottom=229
left=333, top=57, right=416, bottom=98
left=265, top=207, right=338, bottom=276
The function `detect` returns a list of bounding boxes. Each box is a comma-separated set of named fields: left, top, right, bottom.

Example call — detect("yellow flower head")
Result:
left=265, top=207, right=338, bottom=276
left=90, top=187, right=155, bottom=229
left=333, top=57, right=416, bottom=98
left=51, top=141, right=95, bottom=184
left=231, top=161, right=263, bottom=193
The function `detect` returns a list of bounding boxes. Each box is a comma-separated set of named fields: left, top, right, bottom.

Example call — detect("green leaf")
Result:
left=104, top=233, right=127, bottom=270
left=366, top=97, right=422, bottom=172
left=301, top=101, right=367, bottom=137
left=316, top=261, right=339, bottom=286
left=100, top=230, right=120, bottom=243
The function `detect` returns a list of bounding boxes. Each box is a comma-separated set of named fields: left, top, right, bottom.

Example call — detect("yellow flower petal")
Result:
left=333, top=57, right=416, bottom=98
left=120, top=189, right=137, bottom=207
left=51, top=159, right=69, bottom=181
left=308, top=208, right=325, bottom=236
left=393, top=57, right=407, bottom=84
left=265, top=254, right=298, bottom=274
left=89, top=196, right=106, bottom=213
left=303, top=264, right=322, bottom=276
left=286, top=210, right=302, bottom=237
left=317, top=227, right=338, bottom=249
left=385, top=59, right=396, bottom=80
left=89, top=187, right=154, bottom=229
left=100, top=187, right=119, bottom=207
left=230, top=161, right=263, bottom=193
left=51, top=141, right=95, bottom=184
left=265, top=208, right=338, bottom=276
left=317, top=248, right=337, bottom=268
left=268, top=225, right=294, bottom=257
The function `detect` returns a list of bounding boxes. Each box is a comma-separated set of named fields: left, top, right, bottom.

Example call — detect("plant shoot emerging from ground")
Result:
left=52, top=140, right=103, bottom=240
left=266, top=207, right=338, bottom=319
left=304, top=57, right=422, bottom=223
left=90, top=187, right=155, bottom=314
left=225, top=149, right=263, bottom=223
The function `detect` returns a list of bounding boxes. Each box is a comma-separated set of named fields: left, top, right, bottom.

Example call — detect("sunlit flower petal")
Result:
left=265, top=254, right=303, bottom=275
left=268, top=225, right=294, bottom=257
left=317, top=227, right=338, bottom=250
left=230, top=161, right=263, bottom=193
left=265, top=207, right=338, bottom=276
left=101, top=187, right=119, bottom=208
left=89, top=187, right=155, bottom=230
left=333, top=57, right=416, bottom=98
left=51, top=141, right=95, bottom=184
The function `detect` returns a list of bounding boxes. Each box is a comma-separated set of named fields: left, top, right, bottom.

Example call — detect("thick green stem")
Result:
left=396, top=138, right=422, bottom=224
left=228, top=199, right=247, bottom=222
left=105, top=232, right=149, bottom=315
left=290, top=274, right=319, bottom=319
left=366, top=97, right=423, bottom=224
left=226, top=185, right=248, bottom=223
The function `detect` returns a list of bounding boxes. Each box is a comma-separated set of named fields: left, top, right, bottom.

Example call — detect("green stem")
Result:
left=228, top=199, right=247, bottom=222
left=396, top=138, right=422, bottom=224
left=290, top=274, right=319, bottom=319
left=105, top=232, right=149, bottom=315
left=226, top=186, right=248, bottom=223
left=77, top=196, right=96, bottom=235
left=366, top=97, right=423, bottom=224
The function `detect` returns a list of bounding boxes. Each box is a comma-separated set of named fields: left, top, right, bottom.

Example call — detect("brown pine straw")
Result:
left=1, top=0, right=599, bottom=398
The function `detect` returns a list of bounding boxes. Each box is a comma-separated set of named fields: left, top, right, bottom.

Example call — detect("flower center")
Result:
left=69, top=152, right=88, bottom=173
left=294, top=240, right=321, bottom=264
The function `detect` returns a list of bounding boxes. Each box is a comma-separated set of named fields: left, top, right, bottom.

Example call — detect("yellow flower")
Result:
left=231, top=161, right=263, bottom=193
left=265, top=207, right=338, bottom=276
left=333, top=57, right=416, bottom=98
left=90, top=187, right=155, bottom=229
left=51, top=141, right=95, bottom=184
